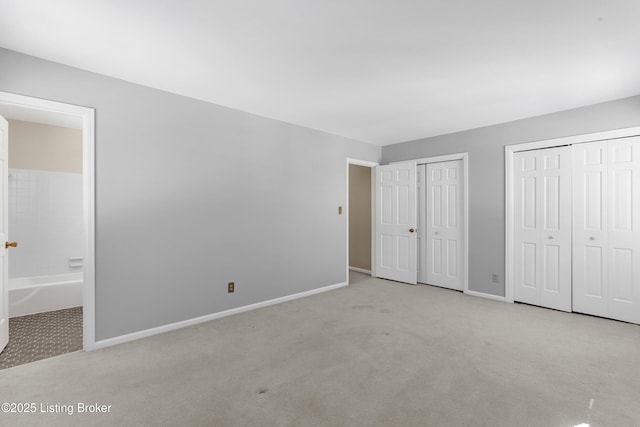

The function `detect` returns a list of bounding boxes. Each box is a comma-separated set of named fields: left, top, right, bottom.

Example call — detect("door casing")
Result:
left=346, top=158, right=378, bottom=281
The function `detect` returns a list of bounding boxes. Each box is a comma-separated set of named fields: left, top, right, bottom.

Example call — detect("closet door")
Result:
left=608, top=138, right=640, bottom=323
left=513, top=147, right=572, bottom=311
left=375, top=161, right=417, bottom=284
left=573, top=138, right=640, bottom=323
left=425, top=160, right=463, bottom=290
left=572, top=142, right=609, bottom=317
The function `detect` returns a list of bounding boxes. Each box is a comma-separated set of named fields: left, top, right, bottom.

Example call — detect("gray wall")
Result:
left=382, top=95, right=640, bottom=296
left=0, top=48, right=380, bottom=340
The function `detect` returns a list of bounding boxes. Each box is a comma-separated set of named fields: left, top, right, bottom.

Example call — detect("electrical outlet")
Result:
left=228, top=282, right=235, bottom=293
left=491, top=274, right=499, bottom=284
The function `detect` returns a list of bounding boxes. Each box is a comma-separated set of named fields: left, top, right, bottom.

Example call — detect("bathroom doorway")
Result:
left=0, top=92, right=96, bottom=367
left=1, top=117, right=83, bottom=368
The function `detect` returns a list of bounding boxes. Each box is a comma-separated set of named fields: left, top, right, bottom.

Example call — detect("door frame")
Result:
left=504, top=126, right=640, bottom=304
left=346, top=158, right=378, bottom=282
left=0, top=91, right=96, bottom=351
left=411, top=153, right=469, bottom=293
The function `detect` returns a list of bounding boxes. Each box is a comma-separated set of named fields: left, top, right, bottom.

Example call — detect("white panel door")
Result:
left=375, top=161, right=417, bottom=284
left=0, top=115, right=8, bottom=353
left=514, top=147, right=571, bottom=311
left=573, top=138, right=640, bottom=323
left=425, top=160, right=463, bottom=290
left=607, top=138, right=640, bottom=323
left=573, top=141, right=610, bottom=318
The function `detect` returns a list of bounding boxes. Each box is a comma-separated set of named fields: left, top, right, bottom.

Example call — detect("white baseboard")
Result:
left=349, top=266, right=371, bottom=275
left=465, top=289, right=507, bottom=302
left=93, top=281, right=348, bottom=350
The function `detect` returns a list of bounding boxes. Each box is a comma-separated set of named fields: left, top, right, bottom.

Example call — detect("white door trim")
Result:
left=505, top=126, right=640, bottom=304
left=412, top=153, right=469, bottom=294
left=346, top=158, right=378, bottom=282
left=0, top=91, right=96, bottom=351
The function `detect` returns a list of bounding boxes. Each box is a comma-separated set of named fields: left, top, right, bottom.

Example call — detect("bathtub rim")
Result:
left=8, top=272, right=84, bottom=290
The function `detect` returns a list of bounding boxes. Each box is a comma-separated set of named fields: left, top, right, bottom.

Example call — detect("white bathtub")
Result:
left=8, top=273, right=83, bottom=318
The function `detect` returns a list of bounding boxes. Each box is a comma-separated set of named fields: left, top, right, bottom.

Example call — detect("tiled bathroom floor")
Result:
left=0, top=307, right=82, bottom=370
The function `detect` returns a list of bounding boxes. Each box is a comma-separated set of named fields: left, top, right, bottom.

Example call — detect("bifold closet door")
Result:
left=424, top=160, right=463, bottom=290
left=513, top=147, right=572, bottom=311
left=573, top=138, right=640, bottom=324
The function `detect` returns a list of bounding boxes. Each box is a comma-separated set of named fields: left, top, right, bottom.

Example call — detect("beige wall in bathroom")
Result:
left=349, top=164, right=372, bottom=271
left=8, top=119, right=82, bottom=173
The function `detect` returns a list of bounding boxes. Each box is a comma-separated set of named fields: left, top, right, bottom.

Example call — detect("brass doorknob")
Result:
left=409, top=228, right=415, bottom=233
left=5, top=241, right=17, bottom=248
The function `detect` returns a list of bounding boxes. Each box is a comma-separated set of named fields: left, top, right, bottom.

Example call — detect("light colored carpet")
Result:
left=0, top=272, right=639, bottom=426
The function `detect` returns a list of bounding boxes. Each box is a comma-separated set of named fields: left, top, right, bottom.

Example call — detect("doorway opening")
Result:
left=2, top=119, right=83, bottom=368
left=0, top=92, right=96, bottom=364
left=346, top=158, right=377, bottom=283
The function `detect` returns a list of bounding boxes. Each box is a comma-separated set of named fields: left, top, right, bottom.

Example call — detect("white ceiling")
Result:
left=1, top=0, right=640, bottom=145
